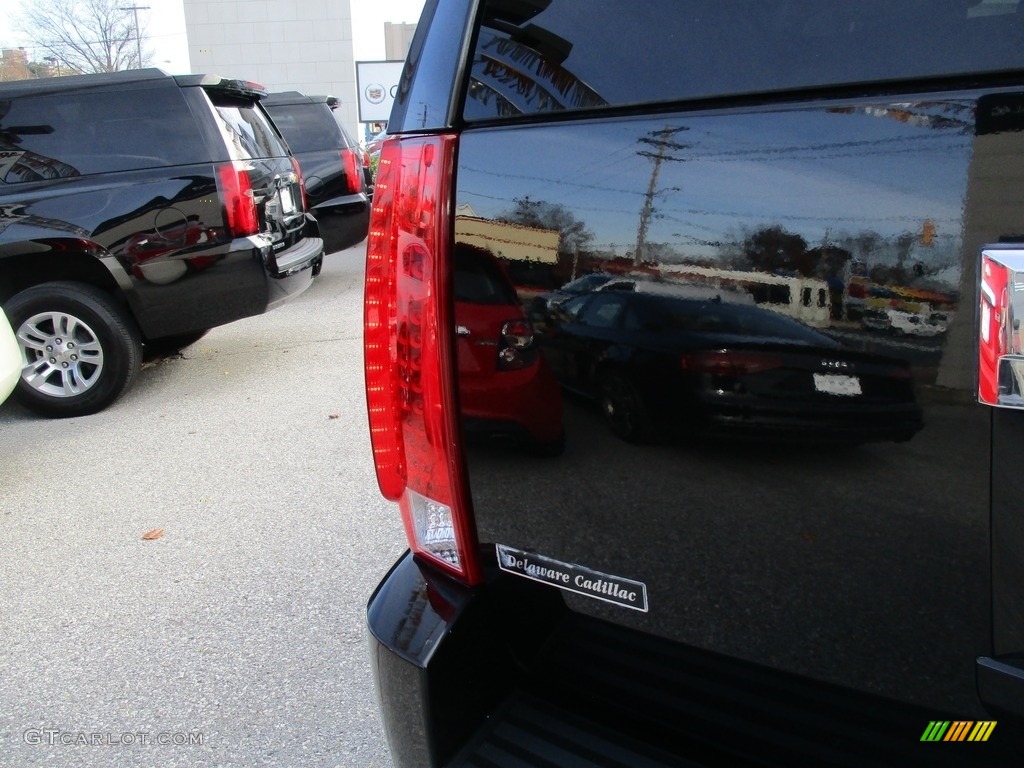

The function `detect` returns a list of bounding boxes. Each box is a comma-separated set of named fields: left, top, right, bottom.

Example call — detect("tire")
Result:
left=599, top=373, right=653, bottom=442
left=144, top=329, right=209, bottom=358
left=5, top=281, right=142, bottom=418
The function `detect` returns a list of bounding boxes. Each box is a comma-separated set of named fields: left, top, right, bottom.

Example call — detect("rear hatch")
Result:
left=186, top=77, right=311, bottom=262
left=367, top=0, right=1024, bottom=764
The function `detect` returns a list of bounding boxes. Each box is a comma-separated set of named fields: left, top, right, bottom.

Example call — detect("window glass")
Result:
left=580, top=294, right=624, bottom=328
left=643, top=296, right=833, bottom=343
left=466, top=0, right=1024, bottom=121
left=454, top=245, right=520, bottom=305
left=0, top=87, right=198, bottom=183
left=561, top=295, right=588, bottom=320
left=264, top=103, right=338, bottom=154
left=563, top=273, right=613, bottom=294
left=209, top=96, right=289, bottom=161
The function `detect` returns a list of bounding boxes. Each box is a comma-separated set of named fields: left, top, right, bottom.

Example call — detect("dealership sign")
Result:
left=355, top=61, right=406, bottom=123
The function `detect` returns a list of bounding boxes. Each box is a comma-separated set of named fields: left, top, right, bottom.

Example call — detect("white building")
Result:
left=183, top=0, right=360, bottom=136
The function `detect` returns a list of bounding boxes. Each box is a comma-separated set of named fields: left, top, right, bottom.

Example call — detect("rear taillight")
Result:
left=290, top=155, right=308, bottom=212
left=681, top=350, right=784, bottom=375
left=497, top=318, right=536, bottom=370
left=364, top=134, right=481, bottom=585
left=216, top=161, right=259, bottom=237
left=342, top=148, right=362, bottom=194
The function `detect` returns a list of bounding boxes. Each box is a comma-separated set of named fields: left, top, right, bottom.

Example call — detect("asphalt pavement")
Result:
left=0, top=242, right=404, bottom=768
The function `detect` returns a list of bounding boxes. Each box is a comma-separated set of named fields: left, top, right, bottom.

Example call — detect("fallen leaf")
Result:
left=142, top=528, right=165, bottom=541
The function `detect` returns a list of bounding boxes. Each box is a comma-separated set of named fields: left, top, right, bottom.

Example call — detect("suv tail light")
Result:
left=216, top=161, right=259, bottom=237
left=364, top=134, right=482, bottom=585
left=681, top=350, right=784, bottom=375
left=341, top=148, right=362, bottom=194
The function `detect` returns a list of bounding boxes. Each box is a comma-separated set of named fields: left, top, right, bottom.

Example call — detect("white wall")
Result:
left=183, top=0, right=359, bottom=138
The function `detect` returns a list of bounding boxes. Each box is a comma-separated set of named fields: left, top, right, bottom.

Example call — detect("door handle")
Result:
left=979, top=248, right=1024, bottom=408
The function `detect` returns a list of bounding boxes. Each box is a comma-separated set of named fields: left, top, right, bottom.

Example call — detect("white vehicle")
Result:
left=661, top=265, right=832, bottom=327
left=0, top=308, right=21, bottom=405
left=597, top=276, right=756, bottom=304
left=887, top=309, right=947, bottom=337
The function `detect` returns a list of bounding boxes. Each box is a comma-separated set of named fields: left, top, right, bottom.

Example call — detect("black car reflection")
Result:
left=538, top=291, right=923, bottom=443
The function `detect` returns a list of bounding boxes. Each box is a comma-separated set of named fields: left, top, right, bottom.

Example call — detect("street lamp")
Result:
left=43, top=55, right=60, bottom=76
left=119, top=5, right=150, bottom=68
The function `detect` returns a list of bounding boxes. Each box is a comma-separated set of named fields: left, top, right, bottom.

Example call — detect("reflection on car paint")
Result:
left=451, top=95, right=1015, bottom=715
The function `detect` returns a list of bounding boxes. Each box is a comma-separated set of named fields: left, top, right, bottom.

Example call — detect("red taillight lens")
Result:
left=681, top=350, right=784, bottom=375
left=290, top=155, right=308, bottom=212
left=342, top=148, right=362, bottom=194
left=216, top=161, right=259, bottom=237
left=363, top=134, right=481, bottom=585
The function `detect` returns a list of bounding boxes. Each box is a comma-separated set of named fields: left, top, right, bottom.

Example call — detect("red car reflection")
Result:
left=453, top=244, right=564, bottom=454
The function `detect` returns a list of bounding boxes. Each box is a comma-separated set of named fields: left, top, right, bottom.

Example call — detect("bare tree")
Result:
left=17, top=0, right=151, bottom=74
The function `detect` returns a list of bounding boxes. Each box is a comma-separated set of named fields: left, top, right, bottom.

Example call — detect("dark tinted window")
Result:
left=0, top=87, right=198, bottom=183
left=263, top=103, right=340, bottom=154
left=208, top=95, right=289, bottom=161
left=580, top=294, right=625, bottom=328
left=466, top=0, right=1024, bottom=120
left=454, top=245, right=520, bottom=305
left=562, top=273, right=612, bottom=294
left=637, top=296, right=835, bottom=344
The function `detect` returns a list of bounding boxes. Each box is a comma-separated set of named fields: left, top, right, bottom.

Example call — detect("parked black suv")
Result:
left=0, top=69, right=323, bottom=417
left=365, top=1, right=1024, bottom=766
left=262, top=91, right=370, bottom=254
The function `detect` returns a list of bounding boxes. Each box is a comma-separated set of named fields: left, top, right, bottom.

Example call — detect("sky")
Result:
left=0, top=0, right=426, bottom=74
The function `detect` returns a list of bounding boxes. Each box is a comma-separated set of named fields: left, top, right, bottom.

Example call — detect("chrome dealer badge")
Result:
left=496, top=544, right=649, bottom=612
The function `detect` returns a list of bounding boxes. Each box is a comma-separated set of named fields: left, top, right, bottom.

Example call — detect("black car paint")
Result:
left=539, top=291, right=922, bottom=443
left=262, top=92, right=370, bottom=254
left=369, top=1, right=1024, bottom=764
left=0, top=70, right=322, bottom=342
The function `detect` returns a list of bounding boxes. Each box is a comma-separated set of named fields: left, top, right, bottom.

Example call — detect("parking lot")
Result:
left=0, top=243, right=401, bottom=767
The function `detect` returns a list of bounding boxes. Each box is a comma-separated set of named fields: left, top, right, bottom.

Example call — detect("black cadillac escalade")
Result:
left=365, top=2, right=1024, bottom=765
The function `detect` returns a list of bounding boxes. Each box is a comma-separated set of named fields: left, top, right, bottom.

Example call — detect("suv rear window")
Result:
left=0, top=87, right=199, bottom=183
left=454, top=246, right=520, bottom=305
left=465, top=0, right=1024, bottom=121
left=208, top=95, right=289, bottom=161
left=263, top=103, right=339, bottom=154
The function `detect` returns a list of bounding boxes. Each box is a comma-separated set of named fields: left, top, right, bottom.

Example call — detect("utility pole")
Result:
left=120, top=5, right=149, bottom=68
left=634, top=126, right=688, bottom=265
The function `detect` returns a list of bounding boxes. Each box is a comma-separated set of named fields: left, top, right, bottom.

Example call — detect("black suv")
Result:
left=365, top=1, right=1024, bottom=766
left=262, top=91, right=370, bottom=254
left=0, top=69, right=323, bottom=417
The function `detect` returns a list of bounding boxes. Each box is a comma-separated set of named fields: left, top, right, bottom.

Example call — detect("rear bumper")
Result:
left=458, top=360, right=564, bottom=445
left=265, top=235, right=324, bottom=311
left=369, top=552, right=1021, bottom=767
left=685, top=397, right=924, bottom=443
left=311, top=192, right=370, bottom=253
